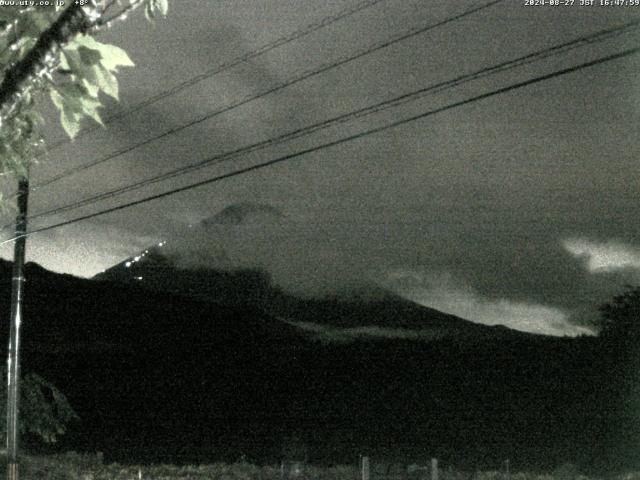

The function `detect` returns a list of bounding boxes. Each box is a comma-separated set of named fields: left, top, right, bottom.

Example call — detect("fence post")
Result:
left=431, top=458, right=438, bottom=480
left=361, top=456, right=370, bottom=480
left=504, top=459, right=510, bottom=480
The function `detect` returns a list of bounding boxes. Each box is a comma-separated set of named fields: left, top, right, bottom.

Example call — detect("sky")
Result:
left=0, top=0, right=639, bottom=336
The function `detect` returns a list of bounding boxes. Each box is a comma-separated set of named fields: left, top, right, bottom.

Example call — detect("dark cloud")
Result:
left=202, top=202, right=283, bottom=226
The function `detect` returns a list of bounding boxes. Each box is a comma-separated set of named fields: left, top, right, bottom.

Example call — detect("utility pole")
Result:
left=6, top=176, right=29, bottom=480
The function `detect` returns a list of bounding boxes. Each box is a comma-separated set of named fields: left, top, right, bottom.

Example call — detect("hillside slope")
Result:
left=94, top=246, right=535, bottom=343
left=0, top=260, right=620, bottom=469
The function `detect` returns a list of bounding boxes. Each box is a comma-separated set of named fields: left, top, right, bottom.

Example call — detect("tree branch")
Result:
left=94, top=0, right=146, bottom=30
left=0, top=3, right=96, bottom=124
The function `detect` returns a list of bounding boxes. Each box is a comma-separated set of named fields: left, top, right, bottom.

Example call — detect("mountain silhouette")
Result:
left=95, top=244, right=538, bottom=343
left=0, top=260, right=626, bottom=471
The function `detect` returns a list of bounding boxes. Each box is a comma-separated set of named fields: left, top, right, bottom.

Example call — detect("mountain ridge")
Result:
left=0, top=258, right=618, bottom=469
left=93, top=246, right=545, bottom=342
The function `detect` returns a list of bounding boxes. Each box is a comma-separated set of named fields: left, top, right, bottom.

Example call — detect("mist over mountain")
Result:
left=92, top=202, right=594, bottom=337
left=201, top=202, right=284, bottom=227
left=94, top=238, right=539, bottom=343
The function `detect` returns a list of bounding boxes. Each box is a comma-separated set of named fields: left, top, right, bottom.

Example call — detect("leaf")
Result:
left=71, top=35, right=134, bottom=71
left=49, top=88, right=64, bottom=111
left=63, top=49, right=99, bottom=85
left=81, top=78, right=100, bottom=98
left=60, top=107, right=81, bottom=139
left=51, top=86, right=104, bottom=138
left=93, top=63, right=119, bottom=100
left=58, top=51, right=70, bottom=70
left=51, top=88, right=81, bottom=138
left=145, top=2, right=155, bottom=22
left=0, top=142, right=28, bottom=178
left=96, top=42, right=135, bottom=71
left=59, top=84, right=104, bottom=126
left=67, top=47, right=117, bottom=100
left=78, top=45, right=102, bottom=66
left=156, top=0, right=169, bottom=16
left=78, top=96, right=104, bottom=127
left=56, top=83, right=85, bottom=109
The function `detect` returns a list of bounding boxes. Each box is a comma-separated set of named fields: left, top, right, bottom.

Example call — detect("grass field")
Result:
left=0, top=452, right=631, bottom=480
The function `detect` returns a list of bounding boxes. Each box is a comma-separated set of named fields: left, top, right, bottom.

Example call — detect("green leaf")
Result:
left=56, top=83, right=84, bottom=110
left=78, top=45, right=102, bottom=66
left=51, top=86, right=104, bottom=138
left=93, top=63, right=119, bottom=101
left=49, top=88, right=64, bottom=111
left=81, top=78, right=100, bottom=98
left=65, top=46, right=116, bottom=100
left=58, top=51, right=70, bottom=70
left=61, top=108, right=81, bottom=139
left=70, top=35, right=134, bottom=71
left=58, top=84, right=104, bottom=126
left=51, top=89, right=81, bottom=138
left=78, top=96, right=104, bottom=127
left=63, top=49, right=99, bottom=86
left=100, top=43, right=135, bottom=70
left=0, top=142, right=28, bottom=179
left=144, top=2, right=155, bottom=22
left=157, top=0, right=169, bottom=16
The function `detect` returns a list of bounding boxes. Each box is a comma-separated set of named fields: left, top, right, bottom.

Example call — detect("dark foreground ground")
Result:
left=0, top=452, right=632, bottom=480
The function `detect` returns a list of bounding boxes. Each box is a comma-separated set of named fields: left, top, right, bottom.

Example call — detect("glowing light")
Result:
left=135, top=276, right=143, bottom=281
left=125, top=261, right=132, bottom=268
left=134, top=256, right=141, bottom=261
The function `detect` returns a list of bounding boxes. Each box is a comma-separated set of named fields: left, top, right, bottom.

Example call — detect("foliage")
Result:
left=597, top=285, right=640, bottom=343
left=51, top=34, right=135, bottom=138
left=145, top=0, right=169, bottom=21
left=0, top=456, right=626, bottom=480
left=0, top=369, right=78, bottom=445
left=0, top=6, right=62, bottom=179
left=0, top=1, right=169, bottom=182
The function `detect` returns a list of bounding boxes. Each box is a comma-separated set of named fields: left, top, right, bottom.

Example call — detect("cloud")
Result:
left=201, top=202, right=283, bottom=226
left=562, top=238, right=640, bottom=273
left=382, top=270, right=594, bottom=337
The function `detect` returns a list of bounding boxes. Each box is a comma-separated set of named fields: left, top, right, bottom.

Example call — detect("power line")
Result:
left=42, top=0, right=388, bottom=152
left=2, top=45, right=636, bottom=247
left=15, top=18, right=640, bottom=229
left=29, top=0, right=504, bottom=193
